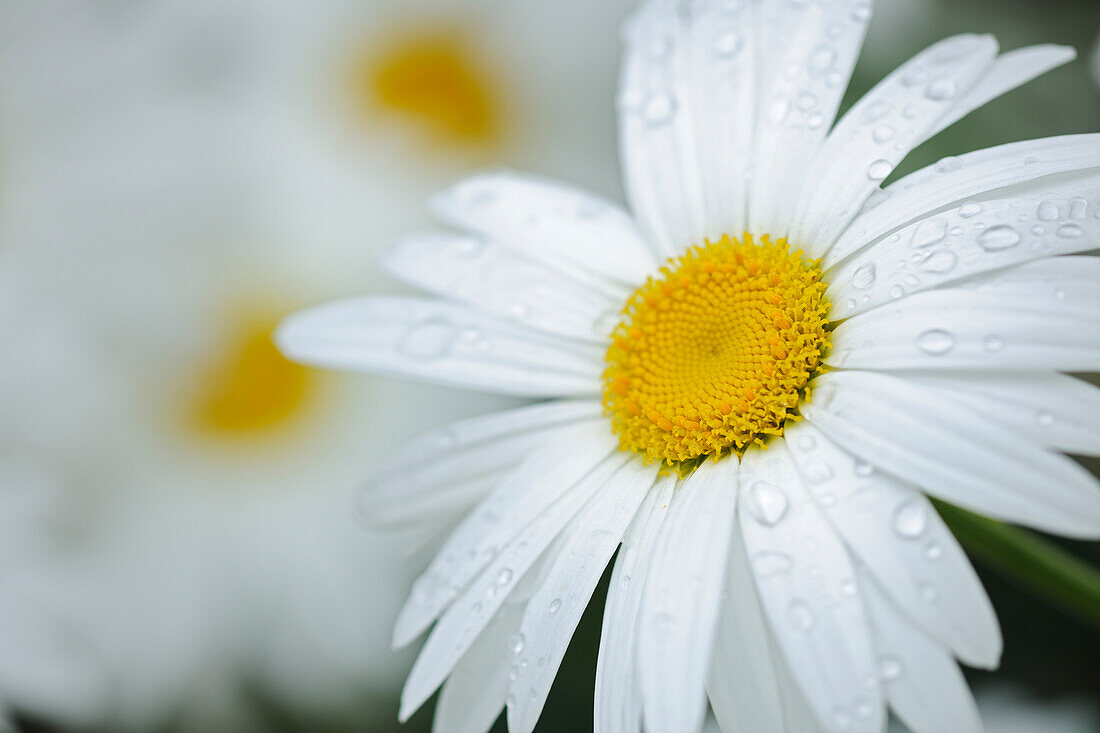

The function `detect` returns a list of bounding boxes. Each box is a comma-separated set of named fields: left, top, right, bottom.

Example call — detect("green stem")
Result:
left=933, top=499, right=1100, bottom=631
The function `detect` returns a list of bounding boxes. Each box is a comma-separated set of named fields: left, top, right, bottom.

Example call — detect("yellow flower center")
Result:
left=190, top=315, right=314, bottom=436
left=602, top=234, right=829, bottom=467
left=351, top=31, right=501, bottom=145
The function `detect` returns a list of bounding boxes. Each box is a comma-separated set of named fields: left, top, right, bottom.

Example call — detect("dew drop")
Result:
left=753, top=551, right=793, bottom=578
left=888, top=284, right=905, bottom=299
left=749, top=481, right=790, bottom=526
left=862, top=100, right=890, bottom=122
left=871, top=124, right=895, bottom=143
left=806, top=112, right=825, bottom=129
left=867, top=159, right=893, bottom=181
left=497, top=568, right=514, bottom=585
left=850, top=1, right=872, bottom=22
left=803, top=458, right=834, bottom=484
left=878, top=656, right=904, bottom=681
left=714, top=31, right=743, bottom=57
left=397, top=317, right=459, bottom=360
left=925, top=542, right=942, bottom=561
left=918, top=249, right=957, bottom=274
left=850, top=263, right=876, bottom=290
left=983, top=334, right=1004, bottom=352
left=787, top=600, right=815, bottom=631
left=1057, top=224, right=1083, bottom=238
left=548, top=598, right=562, bottom=614
left=808, top=45, right=836, bottom=77
left=797, top=434, right=817, bottom=451
left=1036, top=410, right=1055, bottom=426
left=893, top=500, right=927, bottom=538
left=925, top=77, right=956, bottom=101
left=909, top=218, right=947, bottom=249
left=915, top=329, right=955, bottom=355
left=958, top=201, right=982, bottom=218
left=854, top=460, right=874, bottom=476
left=768, top=97, right=791, bottom=126
left=642, top=92, right=677, bottom=126
left=1036, top=200, right=1060, bottom=221
left=508, top=633, right=526, bottom=654
left=976, top=225, right=1020, bottom=251
left=797, top=91, right=818, bottom=111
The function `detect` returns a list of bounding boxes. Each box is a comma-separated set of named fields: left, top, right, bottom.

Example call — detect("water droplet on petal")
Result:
left=749, top=481, right=790, bottom=526
left=397, top=317, right=459, bottom=360
left=753, top=551, right=793, bottom=578
left=878, top=656, right=904, bottom=681
left=893, top=500, right=927, bottom=538
left=958, top=201, right=982, bottom=218
left=872, top=124, right=895, bottom=143
left=867, top=159, right=893, bottom=181
left=915, top=329, right=955, bottom=355
left=925, top=77, right=956, bottom=101
left=1036, top=410, right=1055, bottom=426
left=508, top=633, right=526, bottom=654
left=924, top=542, right=942, bottom=561
left=497, top=568, right=514, bottom=585
left=787, top=600, right=815, bottom=630
left=918, top=249, right=957, bottom=274
left=642, top=92, right=677, bottom=126
left=803, top=458, right=834, bottom=484
left=714, top=31, right=742, bottom=57
left=983, top=334, right=1004, bottom=352
left=863, top=100, right=890, bottom=122
left=768, top=97, right=791, bottom=126
left=808, top=45, right=836, bottom=77
left=1037, top=201, right=1060, bottom=221
left=1057, top=224, right=1083, bottom=238
left=977, top=225, right=1020, bottom=251
left=845, top=266, right=875, bottom=295
left=548, top=598, right=562, bottom=614
left=919, top=582, right=939, bottom=603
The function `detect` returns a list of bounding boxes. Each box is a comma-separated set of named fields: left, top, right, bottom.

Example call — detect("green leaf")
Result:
left=933, top=499, right=1100, bottom=631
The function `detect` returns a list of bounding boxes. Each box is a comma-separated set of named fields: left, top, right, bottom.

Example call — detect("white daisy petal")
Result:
left=595, top=475, right=676, bottom=733
left=276, top=296, right=604, bottom=397
left=827, top=288, right=1100, bottom=372
left=792, top=34, right=1000, bottom=255
left=707, top=523, right=786, bottom=733
left=506, top=458, right=659, bottom=733
left=738, top=440, right=883, bottom=733
left=826, top=134, right=1100, bottom=268
left=433, top=599, right=525, bottom=733
left=429, top=171, right=657, bottom=286
left=861, top=573, right=983, bottom=733
left=638, top=459, right=740, bottom=733
left=898, top=371, right=1100, bottom=457
left=785, top=421, right=1001, bottom=668
left=924, top=44, right=1077, bottom=142
left=618, top=0, right=711, bottom=257
left=399, top=449, right=632, bottom=720
left=364, top=401, right=605, bottom=529
left=747, top=0, right=872, bottom=237
left=394, top=422, right=618, bottom=648
left=826, top=187, right=1100, bottom=318
left=803, top=371, right=1100, bottom=537
left=381, top=231, right=622, bottom=342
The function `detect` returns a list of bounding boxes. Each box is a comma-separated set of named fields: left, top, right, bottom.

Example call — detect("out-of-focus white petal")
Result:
left=429, top=171, right=656, bottom=286
left=398, top=450, right=633, bottom=720
left=803, top=371, right=1100, bottom=538
left=923, top=45, right=1076, bottom=142
left=707, top=523, right=786, bottom=733
left=746, top=0, right=872, bottom=237
left=792, top=35, right=999, bottom=256
left=394, top=422, right=617, bottom=648
left=638, top=459, right=739, bottom=733
left=363, top=401, right=604, bottom=530
left=276, top=297, right=603, bottom=397
left=827, top=288, right=1100, bottom=372
left=738, top=440, right=883, bottom=733
left=506, top=458, right=658, bottom=733
left=785, top=421, right=1001, bottom=668
left=382, top=231, right=622, bottom=342
left=826, top=134, right=1100, bottom=268
left=826, top=184, right=1100, bottom=318
left=861, top=573, right=983, bottom=733
left=898, top=371, right=1100, bottom=457
left=595, top=476, right=676, bottom=733
left=433, top=600, right=524, bottom=733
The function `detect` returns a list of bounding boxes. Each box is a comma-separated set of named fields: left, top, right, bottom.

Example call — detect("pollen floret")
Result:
left=603, top=234, right=829, bottom=466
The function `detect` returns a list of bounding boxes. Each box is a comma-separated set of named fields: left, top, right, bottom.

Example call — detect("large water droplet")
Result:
left=397, top=317, right=459, bottom=360
left=918, top=249, right=957, bottom=274
left=915, top=329, right=955, bottom=355
left=749, top=481, right=790, bottom=526
left=867, top=159, right=893, bottom=181
left=849, top=263, right=876, bottom=290
left=976, top=225, right=1020, bottom=251
left=1036, top=201, right=1060, bottom=221
left=893, top=501, right=927, bottom=538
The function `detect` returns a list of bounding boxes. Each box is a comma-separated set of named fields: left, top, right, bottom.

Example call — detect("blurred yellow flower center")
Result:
left=354, top=32, right=499, bottom=144
left=602, top=235, right=829, bottom=466
left=191, top=317, right=313, bottom=435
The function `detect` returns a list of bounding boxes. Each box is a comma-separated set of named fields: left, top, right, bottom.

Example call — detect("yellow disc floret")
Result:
left=602, top=234, right=828, bottom=467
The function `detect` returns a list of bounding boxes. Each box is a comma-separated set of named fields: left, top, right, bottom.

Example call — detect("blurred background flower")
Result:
left=0, top=0, right=1097, bottom=731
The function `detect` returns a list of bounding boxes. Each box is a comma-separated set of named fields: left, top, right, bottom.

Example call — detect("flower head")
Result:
left=279, top=1, right=1100, bottom=731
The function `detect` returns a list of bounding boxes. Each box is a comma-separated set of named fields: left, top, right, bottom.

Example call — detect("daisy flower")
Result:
left=279, top=1, right=1100, bottom=732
